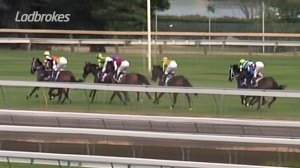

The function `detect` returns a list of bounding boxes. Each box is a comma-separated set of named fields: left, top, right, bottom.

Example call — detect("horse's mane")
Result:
left=86, top=62, right=98, bottom=68
left=153, top=65, right=163, bottom=71
left=231, top=64, right=240, bottom=73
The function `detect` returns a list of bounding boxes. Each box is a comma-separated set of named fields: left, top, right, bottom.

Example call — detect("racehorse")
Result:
left=111, top=72, right=153, bottom=102
left=228, top=64, right=285, bottom=110
left=28, top=58, right=64, bottom=101
left=82, top=62, right=124, bottom=104
left=151, top=65, right=196, bottom=110
left=82, top=62, right=152, bottom=103
left=228, top=64, right=249, bottom=105
left=29, top=58, right=83, bottom=103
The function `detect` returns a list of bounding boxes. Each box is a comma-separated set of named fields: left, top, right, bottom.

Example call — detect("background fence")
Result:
left=0, top=29, right=300, bottom=55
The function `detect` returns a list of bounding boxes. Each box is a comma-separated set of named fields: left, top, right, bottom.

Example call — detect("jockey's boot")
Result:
left=101, top=73, right=107, bottom=82
left=161, top=74, right=167, bottom=85
left=52, top=71, right=58, bottom=81
left=240, top=79, right=247, bottom=87
left=252, top=78, right=257, bottom=87
left=164, top=73, right=173, bottom=86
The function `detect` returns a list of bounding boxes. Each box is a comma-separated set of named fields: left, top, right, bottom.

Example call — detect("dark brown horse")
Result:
left=151, top=65, right=196, bottom=110
left=82, top=62, right=124, bottom=104
left=28, top=58, right=63, bottom=101
left=29, top=58, right=83, bottom=103
left=228, top=64, right=285, bottom=110
left=228, top=64, right=249, bottom=105
left=112, top=72, right=153, bottom=102
left=245, top=76, right=286, bottom=110
left=82, top=62, right=152, bottom=104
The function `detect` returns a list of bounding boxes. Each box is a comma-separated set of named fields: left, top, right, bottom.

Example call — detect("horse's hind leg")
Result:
left=170, top=93, right=178, bottom=110
left=61, top=89, right=71, bottom=104
left=261, top=97, right=267, bottom=106
left=240, top=95, right=245, bottom=105
left=89, top=90, right=94, bottom=97
left=90, top=90, right=97, bottom=103
left=56, top=89, right=63, bottom=103
left=27, top=87, right=39, bottom=99
left=123, top=91, right=130, bottom=102
left=109, top=91, right=126, bottom=105
left=256, top=97, right=262, bottom=110
left=145, top=92, right=153, bottom=100
left=185, top=93, right=192, bottom=110
left=267, top=97, right=277, bottom=109
left=248, top=96, right=258, bottom=107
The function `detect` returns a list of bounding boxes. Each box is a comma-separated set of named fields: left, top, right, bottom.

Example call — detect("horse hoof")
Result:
left=170, top=106, right=174, bottom=110
left=35, top=94, right=39, bottom=98
left=26, top=96, right=29, bottom=100
left=189, top=108, right=192, bottom=111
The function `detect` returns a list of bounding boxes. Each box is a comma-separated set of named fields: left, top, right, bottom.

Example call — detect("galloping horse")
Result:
left=82, top=62, right=124, bottom=103
left=151, top=65, right=196, bottom=110
left=111, top=72, right=153, bottom=103
left=228, top=64, right=285, bottom=110
left=82, top=62, right=152, bottom=103
left=29, top=58, right=83, bottom=103
left=228, top=64, right=249, bottom=105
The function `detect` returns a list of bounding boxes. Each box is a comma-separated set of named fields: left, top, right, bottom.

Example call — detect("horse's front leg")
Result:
left=153, top=92, right=164, bottom=104
left=90, top=90, right=97, bottom=103
left=27, top=87, right=39, bottom=99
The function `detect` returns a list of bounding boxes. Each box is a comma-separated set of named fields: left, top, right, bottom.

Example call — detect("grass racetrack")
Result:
left=1, top=49, right=300, bottom=120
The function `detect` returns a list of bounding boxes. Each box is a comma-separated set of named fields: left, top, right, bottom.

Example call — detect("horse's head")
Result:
left=228, top=64, right=240, bottom=82
left=31, top=58, right=43, bottom=74
left=151, top=65, right=163, bottom=82
left=106, top=61, right=115, bottom=74
left=82, top=62, right=97, bottom=78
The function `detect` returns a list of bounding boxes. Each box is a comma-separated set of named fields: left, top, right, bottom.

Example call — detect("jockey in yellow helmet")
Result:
left=96, top=53, right=105, bottom=68
left=161, top=56, right=177, bottom=85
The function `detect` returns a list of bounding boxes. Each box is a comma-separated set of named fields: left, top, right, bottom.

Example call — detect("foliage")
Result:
left=0, top=0, right=170, bottom=30
left=270, top=0, right=300, bottom=22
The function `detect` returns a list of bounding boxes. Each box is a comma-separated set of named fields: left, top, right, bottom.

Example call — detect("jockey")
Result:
left=239, top=58, right=255, bottom=86
left=113, top=55, right=129, bottom=83
left=253, top=61, right=265, bottom=85
left=43, top=51, right=68, bottom=80
left=162, top=56, right=177, bottom=85
left=96, top=53, right=105, bottom=68
left=100, top=55, right=114, bottom=82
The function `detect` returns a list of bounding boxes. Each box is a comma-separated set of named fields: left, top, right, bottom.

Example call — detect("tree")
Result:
left=91, top=0, right=170, bottom=31
left=270, top=0, right=300, bottom=22
left=0, top=0, right=170, bottom=30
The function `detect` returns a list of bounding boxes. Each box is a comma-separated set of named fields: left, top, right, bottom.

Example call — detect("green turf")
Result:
left=0, top=49, right=300, bottom=120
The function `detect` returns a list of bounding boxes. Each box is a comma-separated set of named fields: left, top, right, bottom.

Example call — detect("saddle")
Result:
left=162, top=74, right=174, bottom=86
left=43, top=70, right=60, bottom=81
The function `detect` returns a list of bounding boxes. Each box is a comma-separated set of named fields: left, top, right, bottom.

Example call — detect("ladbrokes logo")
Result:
left=15, top=11, right=70, bottom=22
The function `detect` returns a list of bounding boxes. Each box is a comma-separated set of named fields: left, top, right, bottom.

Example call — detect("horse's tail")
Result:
left=137, top=73, right=150, bottom=85
left=278, top=85, right=286, bottom=90
left=183, top=78, right=198, bottom=96
left=71, top=75, right=84, bottom=82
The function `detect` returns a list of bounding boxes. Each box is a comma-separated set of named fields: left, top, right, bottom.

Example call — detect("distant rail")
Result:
left=1, top=37, right=300, bottom=47
left=1, top=29, right=300, bottom=52
left=1, top=28, right=300, bottom=38
left=0, top=150, right=275, bottom=168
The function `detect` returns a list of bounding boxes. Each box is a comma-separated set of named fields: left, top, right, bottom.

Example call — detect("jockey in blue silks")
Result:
left=239, top=59, right=255, bottom=87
